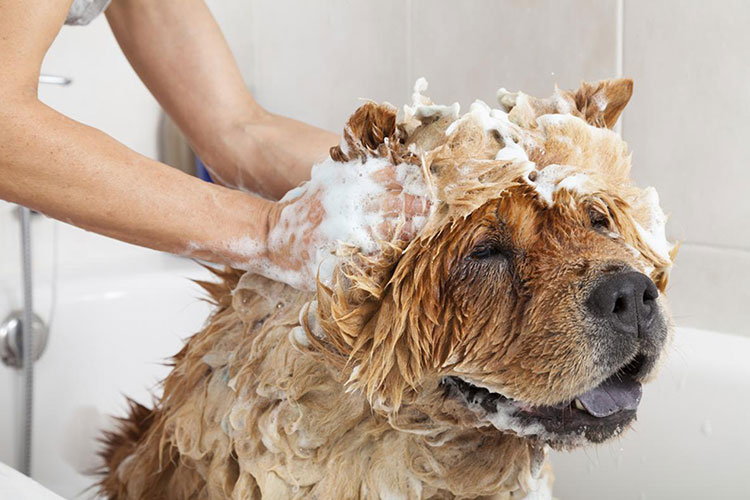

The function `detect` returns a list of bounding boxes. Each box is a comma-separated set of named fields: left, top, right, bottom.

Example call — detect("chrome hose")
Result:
left=19, top=207, right=34, bottom=476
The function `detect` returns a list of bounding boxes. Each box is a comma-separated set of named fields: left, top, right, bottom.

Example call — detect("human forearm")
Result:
left=221, top=114, right=340, bottom=198
left=0, top=0, right=353, bottom=290
left=104, top=0, right=259, bottom=155
left=105, top=0, right=338, bottom=198
left=0, top=97, right=274, bottom=266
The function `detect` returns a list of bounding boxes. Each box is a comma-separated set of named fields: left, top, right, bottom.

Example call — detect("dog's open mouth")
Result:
left=441, top=356, right=646, bottom=447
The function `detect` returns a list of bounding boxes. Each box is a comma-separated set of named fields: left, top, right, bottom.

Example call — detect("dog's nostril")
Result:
left=612, top=296, right=628, bottom=315
left=587, top=271, right=660, bottom=337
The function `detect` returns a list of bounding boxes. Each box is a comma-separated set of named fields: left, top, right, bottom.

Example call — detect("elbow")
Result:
left=0, top=91, right=40, bottom=135
left=0, top=93, right=44, bottom=166
left=0, top=88, right=34, bottom=117
left=0, top=101, right=19, bottom=146
left=1, top=78, right=39, bottom=107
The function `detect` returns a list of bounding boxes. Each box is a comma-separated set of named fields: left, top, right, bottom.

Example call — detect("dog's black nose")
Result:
left=587, top=272, right=659, bottom=337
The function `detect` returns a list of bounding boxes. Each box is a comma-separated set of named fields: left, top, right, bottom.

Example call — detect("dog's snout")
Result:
left=587, top=272, right=659, bottom=337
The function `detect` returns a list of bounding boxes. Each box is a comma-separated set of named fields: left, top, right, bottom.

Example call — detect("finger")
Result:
left=402, top=193, right=432, bottom=216
left=369, top=166, right=405, bottom=192
left=362, top=193, right=403, bottom=214
left=368, top=165, right=397, bottom=184
left=363, top=193, right=432, bottom=219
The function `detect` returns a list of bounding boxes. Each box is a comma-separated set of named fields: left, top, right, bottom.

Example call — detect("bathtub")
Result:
left=1, top=261, right=748, bottom=499
left=0, top=258, right=214, bottom=499
left=550, top=327, right=750, bottom=499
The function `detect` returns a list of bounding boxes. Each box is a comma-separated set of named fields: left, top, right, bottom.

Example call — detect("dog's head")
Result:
left=303, top=79, right=675, bottom=449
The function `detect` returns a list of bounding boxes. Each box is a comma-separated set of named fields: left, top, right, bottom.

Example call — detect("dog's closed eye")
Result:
left=468, top=242, right=511, bottom=261
left=588, top=208, right=611, bottom=231
left=451, top=239, right=515, bottom=285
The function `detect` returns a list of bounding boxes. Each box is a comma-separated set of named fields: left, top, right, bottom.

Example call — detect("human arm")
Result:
left=104, top=0, right=339, bottom=198
left=0, top=0, right=430, bottom=290
left=0, top=0, right=274, bottom=266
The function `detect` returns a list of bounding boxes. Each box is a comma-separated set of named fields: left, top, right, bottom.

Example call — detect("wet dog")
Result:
left=99, top=79, right=675, bottom=499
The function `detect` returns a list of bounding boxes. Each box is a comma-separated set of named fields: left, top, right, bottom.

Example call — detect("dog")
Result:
left=98, top=78, right=675, bottom=499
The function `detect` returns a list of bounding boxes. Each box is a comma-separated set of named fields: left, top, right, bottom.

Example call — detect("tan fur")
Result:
left=99, top=80, right=674, bottom=499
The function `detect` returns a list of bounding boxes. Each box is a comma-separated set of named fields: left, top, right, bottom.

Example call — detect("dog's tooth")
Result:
left=574, top=398, right=585, bottom=411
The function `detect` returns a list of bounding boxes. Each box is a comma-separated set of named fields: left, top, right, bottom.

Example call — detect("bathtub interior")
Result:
left=31, top=267, right=213, bottom=497
left=0, top=220, right=215, bottom=498
left=550, top=327, right=750, bottom=499
left=0, top=461, right=65, bottom=500
left=0, top=239, right=748, bottom=499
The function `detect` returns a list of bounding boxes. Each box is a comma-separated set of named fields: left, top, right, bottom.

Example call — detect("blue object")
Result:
left=195, top=157, right=214, bottom=183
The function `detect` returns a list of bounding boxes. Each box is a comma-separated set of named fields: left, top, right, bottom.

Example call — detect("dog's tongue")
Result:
left=577, top=374, right=642, bottom=418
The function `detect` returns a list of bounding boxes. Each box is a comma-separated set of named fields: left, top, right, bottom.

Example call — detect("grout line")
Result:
left=677, top=241, right=750, bottom=255
left=616, top=0, right=624, bottom=78
left=249, top=0, right=259, bottom=98
left=405, top=0, right=414, bottom=97
left=614, top=0, right=625, bottom=135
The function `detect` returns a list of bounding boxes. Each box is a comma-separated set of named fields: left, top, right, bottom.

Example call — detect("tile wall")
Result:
left=3, top=0, right=746, bottom=335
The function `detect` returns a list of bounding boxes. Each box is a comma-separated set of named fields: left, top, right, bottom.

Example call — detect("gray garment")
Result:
left=65, top=0, right=112, bottom=26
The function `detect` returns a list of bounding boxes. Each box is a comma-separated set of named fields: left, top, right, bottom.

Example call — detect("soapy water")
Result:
left=190, top=78, right=672, bottom=292
left=263, top=154, right=433, bottom=291
left=184, top=151, right=433, bottom=292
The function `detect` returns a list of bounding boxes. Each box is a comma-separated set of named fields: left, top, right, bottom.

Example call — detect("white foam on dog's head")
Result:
left=409, top=78, right=673, bottom=271
left=632, top=187, right=673, bottom=263
left=403, top=77, right=460, bottom=124
left=187, top=78, right=672, bottom=291
left=444, top=99, right=530, bottom=164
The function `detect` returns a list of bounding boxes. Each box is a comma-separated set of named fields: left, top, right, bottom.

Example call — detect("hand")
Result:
left=262, top=157, right=433, bottom=291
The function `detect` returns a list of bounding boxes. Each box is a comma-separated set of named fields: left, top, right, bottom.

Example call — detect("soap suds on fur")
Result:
left=404, top=77, right=460, bottom=123
left=445, top=100, right=530, bottom=164
left=268, top=155, right=432, bottom=289
left=525, top=164, right=596, bottom=205
left=518, top=469, right=553, bottom=500
left=186, top=77, right=672, bottom=296
left=633, top=187, right=674, bottom=263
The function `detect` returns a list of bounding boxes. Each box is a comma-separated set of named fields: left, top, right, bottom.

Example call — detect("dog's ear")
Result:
left=330, top=102, right=400, bottom=162
left=573, top=79, right=633, bottom=129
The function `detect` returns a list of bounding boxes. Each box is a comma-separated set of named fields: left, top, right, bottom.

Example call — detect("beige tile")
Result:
left=410, top=0, right=618, bottom=110
left=623, top=0, right=750, bottom=249
left=40, top=16, right=161, bottom=159
left=40, top=0, right=255, bottom=160
left=250, top=0, right=409, bottom=133
left=205, top=0, right=255, bottom=84
left=666, top=244, right=750, bottom=336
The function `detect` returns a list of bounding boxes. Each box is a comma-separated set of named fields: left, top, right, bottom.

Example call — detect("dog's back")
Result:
left=99, top=267, right=250, bottom=499
left=99, top=268, right=535, bottom=500
left=100, top=268, right=317, bottom=498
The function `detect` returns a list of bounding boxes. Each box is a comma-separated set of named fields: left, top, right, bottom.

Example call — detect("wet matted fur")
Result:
left=98, top=79, right=676, bottom=499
